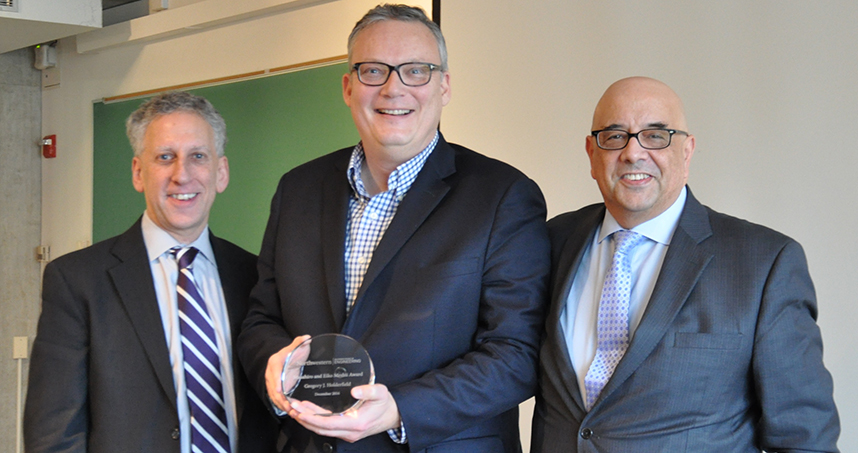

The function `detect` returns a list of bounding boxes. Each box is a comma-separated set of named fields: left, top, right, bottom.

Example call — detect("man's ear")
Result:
left=216, top=156, right=230, bottom=193
left=585, top=135, right=597, bottom=180
left=343, top=73, right=353, bottom=108
left=131, top=157, right=144, bottom=193
left=440, top=71, right=451, bottom=106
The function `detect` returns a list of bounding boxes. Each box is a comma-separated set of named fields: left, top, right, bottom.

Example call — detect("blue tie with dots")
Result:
left=172, top=246, right=231, bottom=453
left=584, top=230, right=645, bottom=410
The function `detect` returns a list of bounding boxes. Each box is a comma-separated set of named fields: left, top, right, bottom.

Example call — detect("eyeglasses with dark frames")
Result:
left=351, top=62, right=440, bottom=87
left=591, top=128, right=689, bottom=150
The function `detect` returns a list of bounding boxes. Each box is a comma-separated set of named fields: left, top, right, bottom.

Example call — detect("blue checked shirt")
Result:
left=343, top=132, right=438, bottom=444
left=344, top=132, right=437, bottom=314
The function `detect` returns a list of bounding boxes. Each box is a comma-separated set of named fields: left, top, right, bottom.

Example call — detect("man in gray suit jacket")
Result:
left=532, top=77, right=839, bottom=452
left=24, top=92, right=275, bottom=452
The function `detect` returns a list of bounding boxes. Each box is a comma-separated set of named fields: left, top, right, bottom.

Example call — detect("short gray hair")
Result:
left=125, top=91, right=227, bottom=157
left=348, top=4, right=447, bottom=72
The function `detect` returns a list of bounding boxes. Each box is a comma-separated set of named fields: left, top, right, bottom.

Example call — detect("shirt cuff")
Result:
left=387, top=420, right=407, bottom=444
left=269, top=395, right=288, bottom=417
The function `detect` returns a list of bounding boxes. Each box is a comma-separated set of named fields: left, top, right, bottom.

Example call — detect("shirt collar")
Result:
left=141, top=211, right=216, bottom=266
left=598, top=186, right=687, bottom=246
left=347, top=131, right=439, bottom=201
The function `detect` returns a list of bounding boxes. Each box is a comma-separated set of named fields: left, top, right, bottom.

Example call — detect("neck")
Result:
left=361, top=162, right=388, bottom=196
left=361, top=145, right=418, bottom=196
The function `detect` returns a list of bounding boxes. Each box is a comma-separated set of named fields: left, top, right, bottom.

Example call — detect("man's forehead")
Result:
left=592, top=85, right=686, bottom=130
left=352, top=20, right=439, bottom=60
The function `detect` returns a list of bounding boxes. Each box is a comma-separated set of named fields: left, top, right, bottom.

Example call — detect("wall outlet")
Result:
left=13, top=337, right=28, bottom=359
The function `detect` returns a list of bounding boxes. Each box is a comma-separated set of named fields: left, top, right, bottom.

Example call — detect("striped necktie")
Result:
left=584, top=230, right=644, bottom=411
left=172, top=247, right=231, bottom=453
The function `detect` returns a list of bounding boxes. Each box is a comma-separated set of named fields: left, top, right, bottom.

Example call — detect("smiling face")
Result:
left=132, top=111, right=229, bottom=243
left=586, top=77, right=695, bottom=228
left=343, top=19, right=451, bottom=167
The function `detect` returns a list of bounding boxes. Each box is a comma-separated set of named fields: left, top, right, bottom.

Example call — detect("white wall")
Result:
left=441, top=1, right=858, bottom=450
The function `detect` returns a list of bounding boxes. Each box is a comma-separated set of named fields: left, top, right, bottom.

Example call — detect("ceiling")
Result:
left=0, top=0, right=148, bottom=54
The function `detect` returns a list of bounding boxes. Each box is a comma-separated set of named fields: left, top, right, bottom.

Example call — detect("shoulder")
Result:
left=700, top=204, right=798, bottom=253
left=444, top=141, right=533, bottom=182
left=675, top=199, right=809, bottom=277
left=432, top=141, right=545, bottom=211
left=277, top=147, right=351, bottom=183
left=547, top=203, right=604, bottom=236
left=210, top=234, right=257, bottom=269
left=45, top=227, right=138, bottom=275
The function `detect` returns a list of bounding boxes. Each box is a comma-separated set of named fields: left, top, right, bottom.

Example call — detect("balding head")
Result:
left=592, top=77, right=689, bottom=132
left=586, top=77, right=695, bottom=228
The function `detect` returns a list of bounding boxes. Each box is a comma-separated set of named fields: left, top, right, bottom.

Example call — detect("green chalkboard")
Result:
left=93, top=62, right=358, bottom=253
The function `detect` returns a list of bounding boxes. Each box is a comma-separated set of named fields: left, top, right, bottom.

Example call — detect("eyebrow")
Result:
left=601, top=122, right=670, bottom=130
left=152, top=144, right=211, bottom=154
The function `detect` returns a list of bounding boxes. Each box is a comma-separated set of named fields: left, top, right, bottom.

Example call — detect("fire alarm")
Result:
left=41, top=135, right=57, bottom=158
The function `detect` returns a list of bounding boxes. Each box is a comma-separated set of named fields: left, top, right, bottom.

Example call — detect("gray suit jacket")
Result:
left=532, top=188, right=839, bottom=452
left=24, top=220, right=277, bottom=452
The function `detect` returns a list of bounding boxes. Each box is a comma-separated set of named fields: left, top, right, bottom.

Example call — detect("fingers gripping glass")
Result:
left=352, top=62, right=440, bottom=87
left=592, top=128, right=689, bottom=150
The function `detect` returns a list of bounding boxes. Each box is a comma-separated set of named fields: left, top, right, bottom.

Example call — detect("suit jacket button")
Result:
left=322, top=442, right=334, bottom=453
left=171, top=428, right=180, bottom=440
left=580, top=428, right=593, bottom=439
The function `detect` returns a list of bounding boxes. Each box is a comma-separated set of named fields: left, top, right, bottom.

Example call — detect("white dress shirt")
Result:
left=561, top=187, right=687, bottom=406
left=141, top=213, right=238, bottom=452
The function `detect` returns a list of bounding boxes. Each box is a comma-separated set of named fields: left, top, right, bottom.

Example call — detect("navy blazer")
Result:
left=25, top=220, right=277, bottom=452
left=532, top=188, right=839, bottom=452
left=239, top=135, right=551, bottom=453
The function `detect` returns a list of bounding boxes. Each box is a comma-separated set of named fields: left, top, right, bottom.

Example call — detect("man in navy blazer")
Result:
left=24, top=92, right=276, bottom=452
left=531, top=77, right=839, bottom=452
left=238, top=5, right=550, bottom=453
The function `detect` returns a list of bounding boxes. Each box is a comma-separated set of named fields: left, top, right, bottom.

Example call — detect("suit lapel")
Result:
left=344, top=136, right=454, bottom=336
left=210, top=234, right=243, bottom=343
left=547, top=206, right=604, bottom=413
left=321, top=157, right=351, bottom=331
left=597, top=190, right=714, bottom=406
left=210, top=233, right=252, bottom=418
left=108, top=221, right=178, bottom=407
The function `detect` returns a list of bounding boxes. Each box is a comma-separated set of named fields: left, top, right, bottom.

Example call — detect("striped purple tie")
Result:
left=172, top=247, right=231, bottom=453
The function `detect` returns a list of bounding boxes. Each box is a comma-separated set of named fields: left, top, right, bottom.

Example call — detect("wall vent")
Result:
left=0, top=0, right=18, bottom=13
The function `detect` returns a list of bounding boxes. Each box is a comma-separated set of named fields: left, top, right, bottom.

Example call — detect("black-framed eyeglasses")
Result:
left=591, top=128, right=689, bottom=150
left=351, top=62, right=440, bottom=87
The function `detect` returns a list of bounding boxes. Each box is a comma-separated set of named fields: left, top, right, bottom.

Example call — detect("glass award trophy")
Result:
left=281, top=333, right=375, bottom=415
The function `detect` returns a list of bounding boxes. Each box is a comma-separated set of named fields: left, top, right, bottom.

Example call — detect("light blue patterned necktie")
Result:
left=172, top=247, right=231, bottom=453
left=584, top=230, right=644, bottom=410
